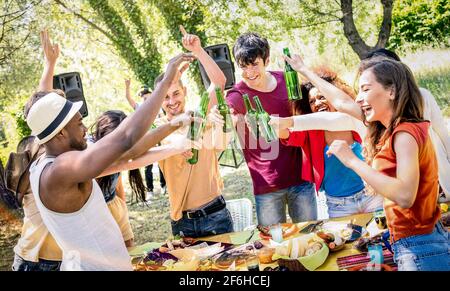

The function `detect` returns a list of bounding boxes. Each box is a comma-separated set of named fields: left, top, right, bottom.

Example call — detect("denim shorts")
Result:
left=255, top=181, right=317, bottom=226
left=392, top=221, right=450, bottom=271
left=12, top=254, right=61, bottom=271
left=325, top=188, right=384, bottom=218
left=171, top=207, right=234, bottom=238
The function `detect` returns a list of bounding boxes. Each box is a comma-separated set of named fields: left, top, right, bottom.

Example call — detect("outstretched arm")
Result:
left=119, top=112, right=195, bottom=161
left=270, top=111, right=367, bottom=140
left=284, top=54, right=362, bottom=121
left=50, top=53, right=196, bottom=185
left=38, top=29, right=60, bottom=91
left=100, top=132, right=202, bottom=177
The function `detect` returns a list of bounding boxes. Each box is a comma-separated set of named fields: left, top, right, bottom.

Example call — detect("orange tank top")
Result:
left=372, top=121, right=440, bottom=241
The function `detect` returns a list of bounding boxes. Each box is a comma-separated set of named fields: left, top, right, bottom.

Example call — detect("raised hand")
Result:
left=125, top=79, right=131, bottom=88
left=179, top=25, right=202, bottom=54
left=164, top=53, right=196, bottom=84
left=283, top=53, right=307, bottom=73
left=40, top=29, right=60, bottom=65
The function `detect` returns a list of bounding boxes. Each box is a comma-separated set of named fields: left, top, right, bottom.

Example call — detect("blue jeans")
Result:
left=12, top=254, right=61, bottom=271
left=392, top=221, right=450, bottom=271
left=255, top=182, right=317, bottom=226
left=326, top=188, right=384, bottom=218
left=171, top=207, right=234, bottom=238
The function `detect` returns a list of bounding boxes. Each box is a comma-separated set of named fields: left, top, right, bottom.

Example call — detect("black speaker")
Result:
left=199, top=44, right=236, bottom=90
left=53, top=72, right=88, bottom=118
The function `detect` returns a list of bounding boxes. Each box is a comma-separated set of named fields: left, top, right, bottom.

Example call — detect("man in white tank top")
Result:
left=25, top=53, right=195, bottom=271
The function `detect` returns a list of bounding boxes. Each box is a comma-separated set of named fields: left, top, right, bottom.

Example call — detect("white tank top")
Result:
left=29, top=156, right=132, bottom=271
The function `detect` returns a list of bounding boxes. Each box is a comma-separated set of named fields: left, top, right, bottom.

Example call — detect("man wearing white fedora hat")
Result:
left=25, top=52, right=195, bottom=271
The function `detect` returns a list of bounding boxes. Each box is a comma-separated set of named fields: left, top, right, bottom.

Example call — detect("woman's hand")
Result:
left=326, top=140, right=358, bottom=168
left=283, top=53, right=307, bottom=74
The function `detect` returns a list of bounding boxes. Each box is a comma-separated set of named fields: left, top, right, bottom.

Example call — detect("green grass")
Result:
left=415, top=66, right=450, bottom=116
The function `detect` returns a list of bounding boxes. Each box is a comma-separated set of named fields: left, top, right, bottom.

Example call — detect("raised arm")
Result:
left=124, top=79, right=138, bottom=110
left=179, top=25, right=226, bottom=109
left=38, top=30, right=60, bottom=91
left=284, top=54, right=362, bottom=121
left=52, top=53, right=195, bottom=184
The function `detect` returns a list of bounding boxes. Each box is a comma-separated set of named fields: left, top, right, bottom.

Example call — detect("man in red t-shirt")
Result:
left=226, top=33, right=317, bottom=226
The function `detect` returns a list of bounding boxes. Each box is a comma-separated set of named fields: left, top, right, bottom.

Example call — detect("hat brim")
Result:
left=34, top=101, right=84, bottom=145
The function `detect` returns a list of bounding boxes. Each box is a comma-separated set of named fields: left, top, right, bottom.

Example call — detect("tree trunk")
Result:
left=340, top=0, right=394, bottom=60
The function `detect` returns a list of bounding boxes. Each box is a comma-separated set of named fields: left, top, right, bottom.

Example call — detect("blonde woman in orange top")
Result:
left=284, top=53, right=448, bottom=271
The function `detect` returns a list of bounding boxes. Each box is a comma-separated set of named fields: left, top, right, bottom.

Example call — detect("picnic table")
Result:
left=128, top=212, right=384, bottom=271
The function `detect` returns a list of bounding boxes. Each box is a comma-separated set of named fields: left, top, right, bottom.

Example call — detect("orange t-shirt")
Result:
left=372, top=121, right=440, bottom=241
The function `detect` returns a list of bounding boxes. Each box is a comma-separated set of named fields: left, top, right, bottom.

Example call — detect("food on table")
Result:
left=257, top=223, right=299, bottom=240
left=160, top=237, right=194, bottom=252
left=167, top=249, right=200, bottom=271
left=214, top=250, right=250, bottom=269
left=257, top=248, right=275, bottom=264
left=316, top=230, right=346, bottom=252
left=253, top=241, right=264, bottom=249
left=134, top=248, right=179, bottom=271
left=273, top=235, right=326, bottom=260
left=353, top=233, right=386, bottom=253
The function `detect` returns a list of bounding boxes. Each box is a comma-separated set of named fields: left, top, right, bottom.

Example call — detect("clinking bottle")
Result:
left=253, top=96, right=277, bottom=143
left=186, top=92, right=210, bottom=164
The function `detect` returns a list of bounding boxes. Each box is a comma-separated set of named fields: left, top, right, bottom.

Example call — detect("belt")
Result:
left=182, top=196, right=226, bottom=219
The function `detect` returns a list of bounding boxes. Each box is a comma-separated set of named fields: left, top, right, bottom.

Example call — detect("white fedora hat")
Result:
left=26, top=92, right=83, bottom=144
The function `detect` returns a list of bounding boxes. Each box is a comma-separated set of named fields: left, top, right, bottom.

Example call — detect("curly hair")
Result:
left=290, top=66, right=356, bottom=116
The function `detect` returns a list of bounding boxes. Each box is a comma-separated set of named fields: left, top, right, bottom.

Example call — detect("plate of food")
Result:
left=319, top=221, right=366, bottom=243
left=257, top=223, right=299, bottom=241
left=212, top=242, right=263, bottom=270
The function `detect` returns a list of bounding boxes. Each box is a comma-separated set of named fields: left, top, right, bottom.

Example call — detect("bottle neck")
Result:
left=215, top=88, right=225, bottom=105
left=254, top=98, right=264, bottom=113
left=243, top=96, right=253, bottom=111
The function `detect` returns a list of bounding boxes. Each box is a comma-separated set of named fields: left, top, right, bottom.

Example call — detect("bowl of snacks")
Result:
left=272, top=235, right=329, bottom=271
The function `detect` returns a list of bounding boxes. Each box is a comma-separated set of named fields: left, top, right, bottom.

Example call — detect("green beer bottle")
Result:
left=242, top=94, right=259, bottom=139
left=215, top=86, right=234, bottom=133
left=253, top=96, right=277, bottom=143
left=187, top=92, right=210, bottom=164
left=283, top=48, right=301, bottom=101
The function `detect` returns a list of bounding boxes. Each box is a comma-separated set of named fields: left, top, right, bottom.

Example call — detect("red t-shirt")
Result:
left=373, top=121, right=441, bottom=241
left=226, top=71, right=304, bottom=195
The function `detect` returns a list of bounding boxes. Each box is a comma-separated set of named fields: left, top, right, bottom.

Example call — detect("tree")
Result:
left=0, top=0, right=42, bottom=67
left=340, top=0, right=393, bottom=59
left=55, top=0, right=161, bottom=86
left=389, top=0, right=450, bottom=50
left=55, top=0, right=208, bottom=89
